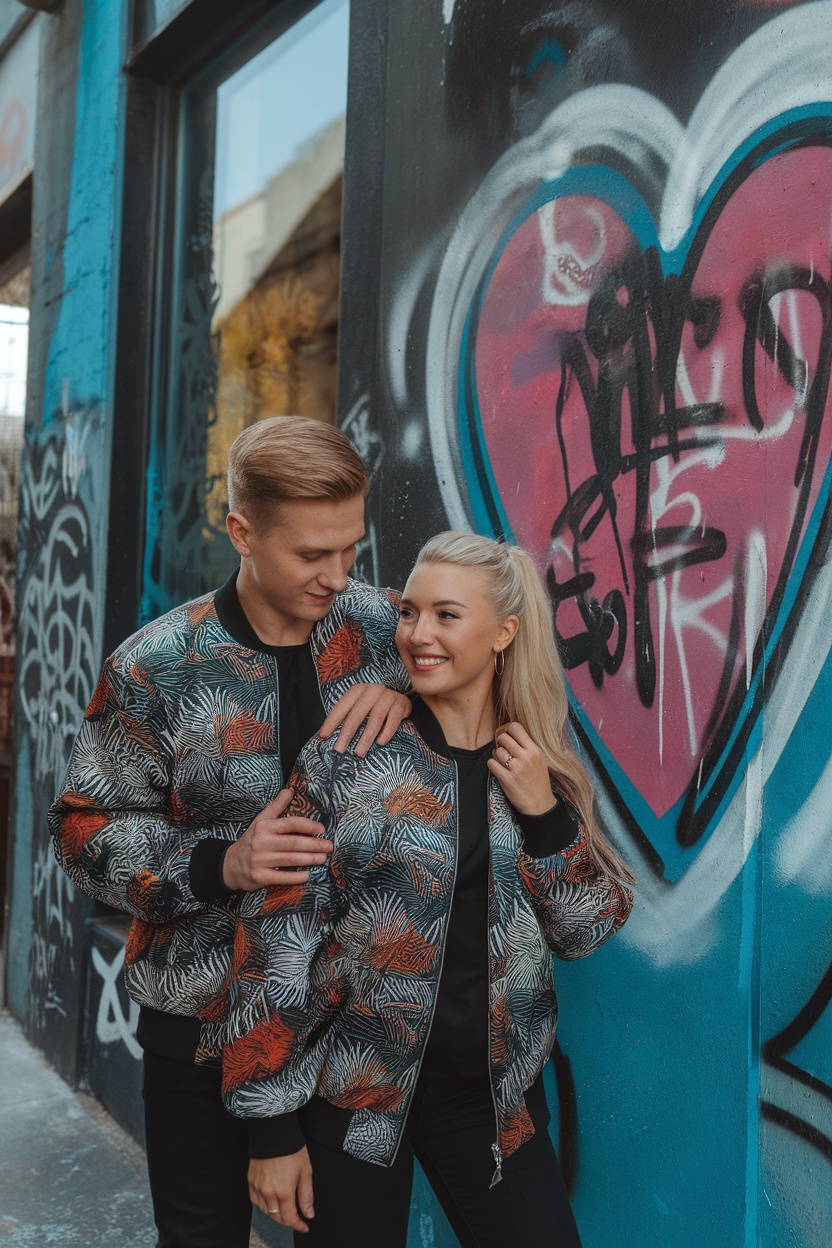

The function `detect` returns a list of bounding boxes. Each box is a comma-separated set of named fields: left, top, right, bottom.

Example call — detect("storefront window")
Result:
left=144, top=0, right=350, bottom=617
left=0, top=268, right=27, bottom=660
left=208, top=0, right=348, bottom=528
left=0, top=263, right=28, bottom=927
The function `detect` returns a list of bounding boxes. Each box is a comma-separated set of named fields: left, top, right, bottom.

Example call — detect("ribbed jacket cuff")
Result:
left=514, top=801, right=580, bottom=858
left=189, top=839, right=234, bottom=902
left=248, top=1112, right=305, bottom=1159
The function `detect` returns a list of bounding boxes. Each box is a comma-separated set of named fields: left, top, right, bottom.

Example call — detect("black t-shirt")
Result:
left=274, top=643, right=326, bottom=783
left=421, top=740, right=493, bottom=1081
left=412, top=696, right=580, bottom=1083
left=213, top=566, right=326, bottom=783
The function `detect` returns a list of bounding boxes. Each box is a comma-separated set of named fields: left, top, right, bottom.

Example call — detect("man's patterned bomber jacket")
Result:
left=221, top=704, right=634, bottom=1171
left=49, top=577, right=407, bottom=1028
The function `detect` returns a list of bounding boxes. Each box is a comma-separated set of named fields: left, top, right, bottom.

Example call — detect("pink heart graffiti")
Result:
left=473, top=143, right=832, bottom=843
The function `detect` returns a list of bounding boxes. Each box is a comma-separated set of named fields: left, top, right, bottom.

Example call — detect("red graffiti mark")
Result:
left=474, top=146, right=832, bottom=825
left=0, top=98, right=26, bottom=174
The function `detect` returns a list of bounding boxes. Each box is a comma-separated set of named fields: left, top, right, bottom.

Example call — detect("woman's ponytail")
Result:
left=414, top=532, right=636, bottom=885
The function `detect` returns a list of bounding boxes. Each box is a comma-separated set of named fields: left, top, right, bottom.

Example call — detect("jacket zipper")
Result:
left=486, top=774, right=503, bottom=1188
left=388, top=757, right=460, bottom=1165
left=309, top=636, right=326, bottom=717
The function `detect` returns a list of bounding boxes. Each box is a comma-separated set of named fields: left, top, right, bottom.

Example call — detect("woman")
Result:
left=222, top=532, right=635, bottom=1247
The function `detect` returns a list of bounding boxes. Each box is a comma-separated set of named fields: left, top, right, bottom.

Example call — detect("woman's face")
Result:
left=396, top=562, right=518, bottom=701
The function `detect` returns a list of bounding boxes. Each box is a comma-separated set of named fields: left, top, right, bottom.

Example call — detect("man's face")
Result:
left=229, top=494, right=366, bottom=628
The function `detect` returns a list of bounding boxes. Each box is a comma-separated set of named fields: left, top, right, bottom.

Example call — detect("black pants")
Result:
left=143, top=1051, right=252, bottom=1248
left=299, top=1077, right=582, bottom=1248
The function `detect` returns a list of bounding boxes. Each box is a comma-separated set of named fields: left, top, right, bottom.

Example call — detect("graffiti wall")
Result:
left=341, top=1, right=832, bottom=1243
left=4, top=0, right=830, bottom=1242
left=4, top=0, right=122, bottom=1081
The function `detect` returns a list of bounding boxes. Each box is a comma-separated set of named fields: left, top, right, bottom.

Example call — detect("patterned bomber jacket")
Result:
left=49, top=576, right=406, bottom=1027
left=222, top=701, right=634, bottom=1171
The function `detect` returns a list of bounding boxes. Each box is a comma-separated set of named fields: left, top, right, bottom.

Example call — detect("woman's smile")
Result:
left=410, top=653, right=449, bottom=670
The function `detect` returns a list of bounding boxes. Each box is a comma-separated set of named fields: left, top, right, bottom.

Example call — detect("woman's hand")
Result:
left=320, top=684, right=412, bottom=756
left=248, top=1149, right=314, bottom=1233
left=488, top=722, right=556, bottom=816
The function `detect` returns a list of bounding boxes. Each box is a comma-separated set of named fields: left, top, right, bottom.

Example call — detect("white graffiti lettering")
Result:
left=90, top=944, right=141, bottom=1060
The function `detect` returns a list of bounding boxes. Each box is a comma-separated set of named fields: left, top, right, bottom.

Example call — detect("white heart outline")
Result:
left=424, top=0, right=832, bottom=963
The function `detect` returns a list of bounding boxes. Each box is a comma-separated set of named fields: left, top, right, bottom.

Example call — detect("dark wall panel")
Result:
left=340, top=2, right=832, bottom=1244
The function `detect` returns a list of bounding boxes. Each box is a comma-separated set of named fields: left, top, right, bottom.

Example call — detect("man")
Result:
left=50, top=417, right=410, bottom=1248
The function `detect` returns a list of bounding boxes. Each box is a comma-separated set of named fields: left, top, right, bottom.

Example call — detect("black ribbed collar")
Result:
left=408, top=696, right=495, bottom=763
left=213, top=567, right=311, bottom=656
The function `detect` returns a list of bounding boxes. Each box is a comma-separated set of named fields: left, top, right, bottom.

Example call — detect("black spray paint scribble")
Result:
left=463, top=126, right=832, bottom=863
left=761, top=958, right=832, bottom=1167
left=143, top=168, right=221, bottom=623
left=547, top=253, right=825, bottom=710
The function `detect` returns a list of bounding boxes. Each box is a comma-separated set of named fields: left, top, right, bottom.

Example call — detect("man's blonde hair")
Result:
left=227, top=416, right=369, bottom=533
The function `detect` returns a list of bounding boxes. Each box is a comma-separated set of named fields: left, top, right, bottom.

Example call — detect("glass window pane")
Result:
left=208, top=0, right=349, bottom=530
left=144, top=0, right=350, bottom=617
left=0, top=265, right=28, bottom=760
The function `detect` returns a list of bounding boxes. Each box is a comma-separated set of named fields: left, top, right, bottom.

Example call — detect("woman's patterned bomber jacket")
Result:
left=48, top=577, right=406, bottom=1029
left=222, top=700, right=634, bottom=1170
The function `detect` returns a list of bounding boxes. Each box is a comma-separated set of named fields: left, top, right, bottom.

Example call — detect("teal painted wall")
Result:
left=5, top=0, right=124, bottom=1080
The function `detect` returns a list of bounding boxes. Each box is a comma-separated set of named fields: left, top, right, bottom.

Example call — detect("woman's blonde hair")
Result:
left=227, top=416, right=369, bottom=534
left=414, top=532, right=635, bottom=884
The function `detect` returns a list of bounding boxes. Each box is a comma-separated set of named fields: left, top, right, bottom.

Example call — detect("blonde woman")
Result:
left=222, top=532, right=635, bottom=1247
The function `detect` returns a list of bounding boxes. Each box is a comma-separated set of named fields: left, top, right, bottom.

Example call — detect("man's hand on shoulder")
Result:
left=320, top=684, right=412, bottom=757
left=222, top=790, right=332, bottom=891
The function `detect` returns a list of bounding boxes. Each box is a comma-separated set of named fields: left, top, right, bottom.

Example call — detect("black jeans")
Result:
left=143, top=1051, right=252, bottom=1248
left=299, top=1077, right=583, bottom=1248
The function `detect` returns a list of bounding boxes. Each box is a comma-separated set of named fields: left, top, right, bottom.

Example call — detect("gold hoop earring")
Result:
left=494, top=649, right=505, bottom=676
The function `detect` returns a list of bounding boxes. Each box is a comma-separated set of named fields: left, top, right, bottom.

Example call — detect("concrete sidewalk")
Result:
left=0, top=1010, right=273, bottom=1247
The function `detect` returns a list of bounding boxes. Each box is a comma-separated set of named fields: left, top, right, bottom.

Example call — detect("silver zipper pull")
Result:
left=490, top=1142, right=503, bottom=1188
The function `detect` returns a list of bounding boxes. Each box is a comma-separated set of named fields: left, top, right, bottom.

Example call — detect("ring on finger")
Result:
left=503, top=751, right=513, bottom=771
left=268, top=1207, right=280, bottom=1214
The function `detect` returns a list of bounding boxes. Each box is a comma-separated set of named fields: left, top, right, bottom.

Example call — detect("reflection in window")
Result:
left=143, top=0, right=351, bottom=619
left=206, top=0, right=349, bottom=529
left=0, top=300, right=27, bottom=423
left=0, top=275, right=27, bottom=658
left=0, top=265, right=27, bottom=768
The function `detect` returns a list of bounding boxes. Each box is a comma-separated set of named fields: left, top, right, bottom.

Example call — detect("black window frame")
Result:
left=109, top=0, right=339, bottom=646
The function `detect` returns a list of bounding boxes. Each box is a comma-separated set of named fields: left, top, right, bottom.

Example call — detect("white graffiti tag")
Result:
left=91, top=943, right=141, bottom=1060
left=539, top=199, right=607, bottom=306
